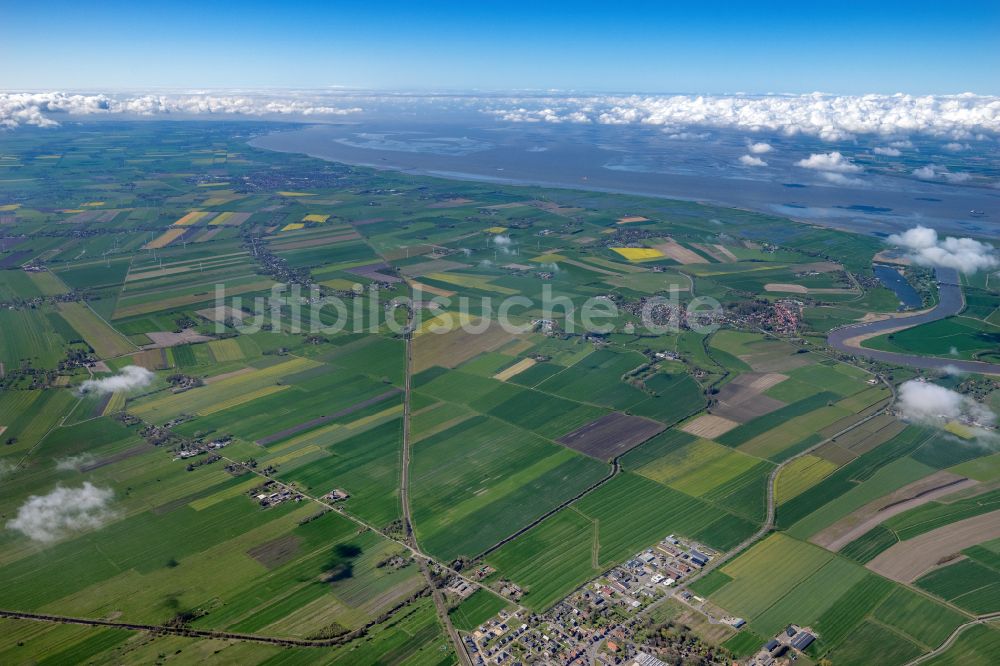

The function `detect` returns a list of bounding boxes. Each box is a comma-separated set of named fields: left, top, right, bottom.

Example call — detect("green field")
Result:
left=865, top=315, right=1000, bottom=361
left=0, top=118, right=994, bottom=665
left=825, top=620, right=923, bottom=666
left=748, top=556, right=868, bottom=636
left=410, top=415, right=609, bottom=561
left=916, top=557, right=1000, bottom=614
left=872, top=587, right=968, bottom=648
left=56, top=301, right=136, bottom=358
left=487, top=472, right=756, bottom=610
left=776, top=425, right=933, bottom=529
left=0, top=308, right=69, bottom=370
left=448, top=589, right=511, bottom=631
left=631, top=436, right=762, bottom=497
left=785, top=455, right=936, bottom=539
left=710, top=534, right=833, bottom=619
left=923, top=624, right=1000, bottom=666
left=486, top=510, right=598, bottom=611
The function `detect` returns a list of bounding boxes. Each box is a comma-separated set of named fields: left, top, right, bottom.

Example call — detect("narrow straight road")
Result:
left=400, top=318, right=416, bottom=548
left=0, top=609, right=376, bottom=647
left=399, top=305, right=472, bottom=666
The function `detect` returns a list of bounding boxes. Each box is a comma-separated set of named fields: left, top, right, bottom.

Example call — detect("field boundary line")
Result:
left=902, top=612, right=1000, bottom=666
left=0, top=592, right=433, bottom=649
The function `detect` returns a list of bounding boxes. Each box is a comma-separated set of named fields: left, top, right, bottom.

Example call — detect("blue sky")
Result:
left=2, top=1, right=998, bottom=93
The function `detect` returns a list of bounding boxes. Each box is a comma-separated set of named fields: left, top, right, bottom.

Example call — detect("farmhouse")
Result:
left=750, top=624, right=821, bottom=665
left=322, top=488, right=350, bottom=502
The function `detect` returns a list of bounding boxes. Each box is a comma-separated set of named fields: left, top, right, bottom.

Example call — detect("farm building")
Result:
left=791, top=631, right=815, bottom=651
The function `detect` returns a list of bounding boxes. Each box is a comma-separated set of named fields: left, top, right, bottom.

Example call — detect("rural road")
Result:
left=0, top=607, right=417, bottom=648
left=902, top=612, right=1000, bottom=666
left=577, top=383, right=898, bottom=661
left=668, top=376, right=896, bottom=599
left=399, top=306, right=473, bottom=666
left=827, top=267, right=1000, bottom=375
left=400, top=320, right=416, bottom=549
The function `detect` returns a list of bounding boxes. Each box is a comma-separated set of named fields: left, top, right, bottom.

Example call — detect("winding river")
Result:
left=827, top=267, right=1000, bottom=375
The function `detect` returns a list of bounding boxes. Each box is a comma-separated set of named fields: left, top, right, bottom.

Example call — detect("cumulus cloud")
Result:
left=739, top=154, right=767, bottom=167
left=796, top=151, right=863, bottom=173
left=943, top=142, right=970, bottom=151
left=913, top=164, right=972, bottom=183
left=0, top=91, right=363, bottom=128
left=747, top=141, right=772, bottom=154
left=887, top=225, right=999, bottom=274
left=7, top=91, right=1000, bottom=140
left=78, top=365, right=154, bottom=396
left=818, top=172, right=865, bottom=186
left=873, top=146, right=902, bottom=156
left=944, top=171, right=973, bottom=183
left=897, top=381, right=996, bottom=434
left=486, top=93, right=1000, bottom=140
left=665, top=131, right=709, bottom=140
left=55, top=454, right=96, bottom=472
left=7, top=482, right=117, bottom=542
left=0, top=459, right=16, bottom=481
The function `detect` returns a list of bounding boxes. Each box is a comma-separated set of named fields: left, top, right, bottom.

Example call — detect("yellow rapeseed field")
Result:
left=172, top=211, right=211, bottom=226
left=144, top=228, right=187, bottom=249
left=611, top=247, right=665, bottom=261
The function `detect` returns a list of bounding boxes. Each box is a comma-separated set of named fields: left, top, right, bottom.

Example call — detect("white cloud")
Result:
left=897, top=381, right=996, bottom=434
left=0, top=91, right=363, bottom=128
left=888, top=225, right=999, bottom=274
left=55, top=454, right=96, bottom=472
left=912, top=164, right=973, bottom=183
left=873, top=146, right=902, bottom=156
left=943, top=171, right=973, bottom=183
left=665, top=131, right=709, bottom=140
left=943, top=142, right=970, bottom=151
left=747, top=141, right=772, bottom=154
left=818, top=172, right=865, bottom=186
left=796, top=151, right=863, bottom=173
left=8, top=91, right=1000, bottom=139
left=0, top=459, right=16, bottom=481
left=486, top=93, right=1000, bottom=139
left=78, top=365, right=154, bottom=396
left=889, top=226, right=938, bottom=250
left=7, top=482, right=116, bottom=542
left=739, top=154, right=767, bottom=167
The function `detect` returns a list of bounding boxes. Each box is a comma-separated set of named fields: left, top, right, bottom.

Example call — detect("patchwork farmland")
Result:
left=0, top=120, right=997, bottom=666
